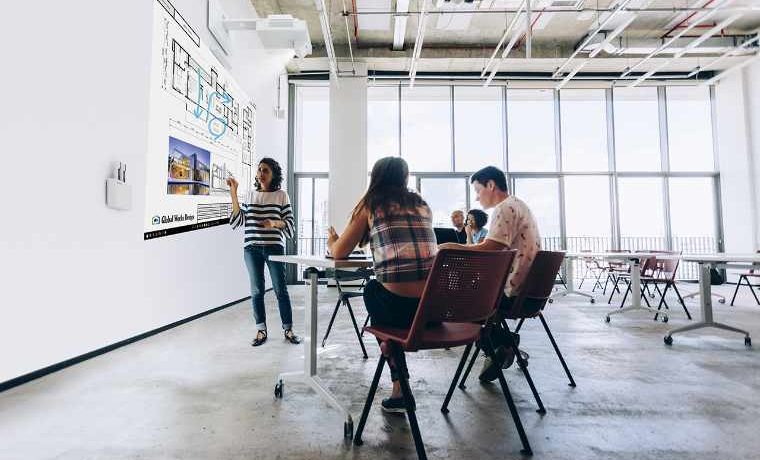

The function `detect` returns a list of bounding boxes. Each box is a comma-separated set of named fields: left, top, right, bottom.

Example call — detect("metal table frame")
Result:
left=665, top=255, right=758, bottom=347
left=269, top=255, right=373, bottom=440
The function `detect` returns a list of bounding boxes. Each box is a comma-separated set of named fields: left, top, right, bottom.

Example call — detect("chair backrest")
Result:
left=656, top=251, right=682, bottom=281
left=752, top=250, right=760, bottom=274
left=403, top=248, right=517, bottom=350
left=510, top=251, right=566, bottom=317
left=333, top=268, right=373, bottom=293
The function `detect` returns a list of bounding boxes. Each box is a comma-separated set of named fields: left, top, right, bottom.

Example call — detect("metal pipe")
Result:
left=342, top=6, right=760, bottom=16
left=553, top=0, right=634, bottom=78
left=703, top=52, right=760, bottom=85
left=688, top=34, right=760, bottom=77
left=341, top=0, right=356, bottom=74
left=409, top=0, right=429, bottom=86
left=620, top=0, right=733, bottom=78
left=526, top=0, right=532, bottom=59
left=480, top=0, right=526, bottom=78
left=484, top=18, right=527, bottom=87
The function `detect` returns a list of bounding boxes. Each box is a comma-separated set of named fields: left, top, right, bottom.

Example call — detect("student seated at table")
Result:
left=465, top=209, right=489, bottom=244
left=439, top=166, right=541, bottom=382
left=450, top=210, right=468, bottom=244
left=327, top=156, right=437, bottom=413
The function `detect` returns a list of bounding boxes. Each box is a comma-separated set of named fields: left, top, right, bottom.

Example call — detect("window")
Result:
left=513, top=178, right=561, bottom=249
left=419, top=178, right=468, bottom=227
left=367, top=86, right=400, bottom=171
left=454, top=86, right=505, bottom=172
left=667, top=86, right=715, bottom=172
left=669, top=177, right=716, bottom=241
left=295, top=86, right=330, bottom=172
left=507, top=89, right=556, bottom=172
left=613, top=87, right=661, bottom=172
left=618, top=178, right=667, bottom=249
left=296, top=177, right=329, bottom=257
left=401, top=86, right=452, bottom=172
left=560, top=89, right=609, bottom=172
left=564, top=176, right=612, bottom=251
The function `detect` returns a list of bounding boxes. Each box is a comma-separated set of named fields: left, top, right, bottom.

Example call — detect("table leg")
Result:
left=275, top=269, right=355, bottom=439
left=665, top=262, right=751, bottom=346
left=606, top=259, right=668, bottom=322
left=550, top=258, right=596, bottom=304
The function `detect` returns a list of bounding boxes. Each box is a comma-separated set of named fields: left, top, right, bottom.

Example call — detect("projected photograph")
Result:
left=167, top=136, right=211, bottom=195
left=211, top=161, right=232, bottom=194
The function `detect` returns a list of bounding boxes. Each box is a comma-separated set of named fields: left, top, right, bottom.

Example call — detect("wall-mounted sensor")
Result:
left=106, top=162, right=132, bottom=211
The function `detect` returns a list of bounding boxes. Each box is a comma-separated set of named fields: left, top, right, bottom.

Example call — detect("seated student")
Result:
left=439, top=166, right=541, bottom=382
left=450, top=210, right=468, bottom=244
left=465, top=209, right=489, bottom=244
left=327, top=156, right=437, bottom=413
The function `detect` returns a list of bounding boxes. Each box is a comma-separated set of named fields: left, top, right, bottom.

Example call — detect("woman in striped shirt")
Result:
left=227, top=158, right=300, bottom=347
left=327, top=156, right=437, bottom=413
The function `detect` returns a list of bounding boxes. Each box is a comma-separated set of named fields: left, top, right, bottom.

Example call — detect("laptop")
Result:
left=434, top=227, right=460, bottom=245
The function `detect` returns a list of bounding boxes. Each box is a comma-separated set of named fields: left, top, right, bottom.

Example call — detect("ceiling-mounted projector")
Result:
left=208, top=0, right=312, bottom=58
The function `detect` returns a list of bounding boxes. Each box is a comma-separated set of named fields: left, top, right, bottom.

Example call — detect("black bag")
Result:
left=710, top=268, right=725, bottom=285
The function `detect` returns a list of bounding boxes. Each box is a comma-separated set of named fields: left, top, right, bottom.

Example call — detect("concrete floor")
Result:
left=2, top=284, right=760, bottom=460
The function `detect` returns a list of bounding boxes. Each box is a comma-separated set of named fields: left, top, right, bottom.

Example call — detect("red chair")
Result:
left=353, top=249, right=533, bottom=458
left=451, top=251, right=572, bottom=403
left=730, top=250, right=760, bottom=306
left=609, top=255, right=657, bottom=308
left=643, top=252, right=691, bottom=321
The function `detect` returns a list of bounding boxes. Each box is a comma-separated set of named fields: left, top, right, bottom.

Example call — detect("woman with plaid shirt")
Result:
left=327, top=156, right=437, bottom=414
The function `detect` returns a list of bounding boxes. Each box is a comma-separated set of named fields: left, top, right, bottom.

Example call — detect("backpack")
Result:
left=710, top=268, right=725, bottom=285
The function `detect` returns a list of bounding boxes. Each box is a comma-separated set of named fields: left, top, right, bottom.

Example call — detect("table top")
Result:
left=565, top=252, right=760, bottom=263
left=269, top=254, right=374, bottom=269
left=681, top=253, right=760, bottom=264
left=565, top=252, right=680, bottom=260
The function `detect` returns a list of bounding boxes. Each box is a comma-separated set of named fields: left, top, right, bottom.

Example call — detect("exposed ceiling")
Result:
left=248, top=0, right=760, bottom=81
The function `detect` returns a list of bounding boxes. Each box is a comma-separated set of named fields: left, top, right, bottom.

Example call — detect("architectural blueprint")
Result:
left=145, top=0, right=256, bottom=240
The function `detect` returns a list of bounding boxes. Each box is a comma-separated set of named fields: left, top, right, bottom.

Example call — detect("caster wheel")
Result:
left=662, top=316, right=669, bottom=323
left=605, top=316, right=611, bottom=323
left=344, top=421, right=354, bottom=440
left=664, top=336, right=673, bottom=346
left=548, top=298, right=554, bottom=304
left=590, top=298, right=596, bottom=304
left=719, top=298, right=726, bottom=304
left=274, top=380, right=283, bottom=399
left=745, top=337, right=752, bottom=347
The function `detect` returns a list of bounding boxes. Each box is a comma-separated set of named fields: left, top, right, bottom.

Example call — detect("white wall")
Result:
left=0, top=0, right=289, bottom=383
left=328, top=70, right=369, bottom=232
left=714, top=61, right=760, bottom=262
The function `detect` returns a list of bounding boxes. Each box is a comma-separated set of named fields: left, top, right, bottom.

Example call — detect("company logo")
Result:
left=152, top=213, right=196, bottom=225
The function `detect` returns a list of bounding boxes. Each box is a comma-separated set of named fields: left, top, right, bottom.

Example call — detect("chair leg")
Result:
left=514, top=318, right=526, bottom=333
left=654, top=283, right=671, bottom=321
left=672, top=283, right=691, bottom=319
left=618, top=282, right=631, bottom=308
left=512, top=339, right=546, bottom=415
left=345, top=299, right=369, bottom=359
left=730, top=276, right=744, bottom=306
left=539, top=313, right=576, bottom=387
left=353, top=355, right=386, bottom=446
left=394, top=347, right=427, bottom=460
left=592, top=270, right=605, bottom=292
left=578, top=267, right=589, bottom=289
left=484, top=336, right=533, bottom=456
left=360, top=314, right=370, bottom=337
left=441, top=343, right=473, bottom=414
left=458, top=343, right=481, bottom=390
left=748, top=278, right=760, bottom=305
left=321, top=299, right=343, bottom=348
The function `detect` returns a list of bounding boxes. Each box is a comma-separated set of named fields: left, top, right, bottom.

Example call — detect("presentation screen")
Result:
left=144, top=0, right=255, bottom=240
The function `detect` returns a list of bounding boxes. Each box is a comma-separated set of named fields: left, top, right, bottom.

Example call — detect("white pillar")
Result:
left=328, top=65, right=368, bottom=233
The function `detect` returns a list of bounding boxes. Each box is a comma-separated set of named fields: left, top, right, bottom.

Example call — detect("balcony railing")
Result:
left=295, top=235, right=717, bottom=281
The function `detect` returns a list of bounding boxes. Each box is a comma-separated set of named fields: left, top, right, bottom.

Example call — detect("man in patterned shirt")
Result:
left=439, top=166, right=541, bottom=382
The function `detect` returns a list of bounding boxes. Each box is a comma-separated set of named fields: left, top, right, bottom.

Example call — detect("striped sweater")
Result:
left=229, top=190, right=295, bottom=247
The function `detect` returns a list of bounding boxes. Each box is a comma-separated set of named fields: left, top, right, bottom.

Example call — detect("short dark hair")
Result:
left=470, top=166, right=508, bottom=192
left=255, top=157, right=283, bottom=191
left=467, top=209, right=488, bottom=229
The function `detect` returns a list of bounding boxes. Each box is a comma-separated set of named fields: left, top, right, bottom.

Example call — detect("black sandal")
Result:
left=251, top=330, right=267, bottom=347
left=284, top=329, right=301, bottom=345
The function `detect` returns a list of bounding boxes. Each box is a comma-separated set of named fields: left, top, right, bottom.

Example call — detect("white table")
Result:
left=665, top=253, right=759, bottom=347
left=269, top=255, right=374, bottom=439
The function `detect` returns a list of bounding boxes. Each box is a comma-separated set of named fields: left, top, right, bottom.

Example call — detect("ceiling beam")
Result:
left=688, top=34, right=760, bottom=77
left=314, top=0, right=338, bottom=79
left=484, top=17, right=527, bottom=87
left=704, top=52, right=760, bottom=85
left=409, top=0, right=429, bottom=86
left=481, top=0, right=526, bottom=78
left=392, top=0, right=410, bottom=51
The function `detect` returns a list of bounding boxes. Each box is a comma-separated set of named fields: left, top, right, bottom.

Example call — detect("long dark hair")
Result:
left=254, top=157, right=283, bottom=192
left=351, top=157, right=428, bottom=244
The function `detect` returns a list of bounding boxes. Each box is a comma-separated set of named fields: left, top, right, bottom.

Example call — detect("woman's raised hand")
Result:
left=226, top=176, right=239, bottom=194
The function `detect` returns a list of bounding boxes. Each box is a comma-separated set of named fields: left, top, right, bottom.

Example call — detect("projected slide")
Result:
left=144, top=0, right=256, bottom=240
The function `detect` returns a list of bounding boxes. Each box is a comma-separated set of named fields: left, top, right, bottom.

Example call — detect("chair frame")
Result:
left=321, top=268, right=373, bottom=359
left=730, top=250, right=760, bottom=306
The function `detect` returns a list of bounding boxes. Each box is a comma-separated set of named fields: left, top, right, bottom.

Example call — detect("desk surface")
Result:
left=269, top=254, right=374, bottom=269
left=565, top=252, right=760, bottom=264
left=680, top=253, right=760, bottom=264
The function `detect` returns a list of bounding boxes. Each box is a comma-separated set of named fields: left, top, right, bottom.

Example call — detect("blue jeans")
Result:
left=243, top=244, right=293, bottom=331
